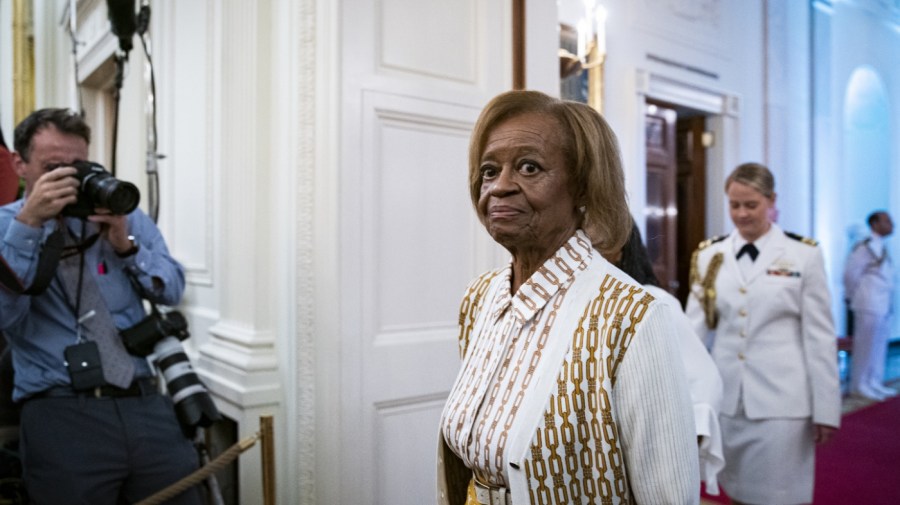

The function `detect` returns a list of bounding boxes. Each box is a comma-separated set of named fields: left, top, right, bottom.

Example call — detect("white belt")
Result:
left=474, top=479, right=512, bottom=505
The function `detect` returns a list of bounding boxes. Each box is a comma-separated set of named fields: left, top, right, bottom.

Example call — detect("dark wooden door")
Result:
left=645, top=104, right=678, bottom=296
left=675, top=116, right=708, bottom=306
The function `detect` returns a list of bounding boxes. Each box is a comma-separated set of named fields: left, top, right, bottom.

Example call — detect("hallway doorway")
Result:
left=644, top=100, right=710, bottom=306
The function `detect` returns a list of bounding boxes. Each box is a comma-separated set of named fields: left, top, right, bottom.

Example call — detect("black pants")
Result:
left=20, top=393, right=203, bottom=505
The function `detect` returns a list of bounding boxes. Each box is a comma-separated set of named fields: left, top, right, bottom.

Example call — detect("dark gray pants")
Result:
left=20, top=393, right=203, bottom=505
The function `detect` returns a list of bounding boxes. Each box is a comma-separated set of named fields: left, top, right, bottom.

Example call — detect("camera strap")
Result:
left=0, top=221, right=99, bottom=296
left=123, top=265, right=165, bottom=321
left=123, top=265, right=151, bottom=302
left=0, top=224, right=65, bottom=295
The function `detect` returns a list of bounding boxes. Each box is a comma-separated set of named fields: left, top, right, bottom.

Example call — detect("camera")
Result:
left=121, top=309, right=190, bottom=357
left=61, top=161, right=141, bottom=218
left=120, top=310, right=221, bottom=436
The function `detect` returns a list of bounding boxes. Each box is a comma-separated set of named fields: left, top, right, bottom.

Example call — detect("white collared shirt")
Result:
left=441, top=231, right=590, bottom=487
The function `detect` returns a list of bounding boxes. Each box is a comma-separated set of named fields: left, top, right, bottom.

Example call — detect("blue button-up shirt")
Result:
left=1, top=199, right=185, bottom=401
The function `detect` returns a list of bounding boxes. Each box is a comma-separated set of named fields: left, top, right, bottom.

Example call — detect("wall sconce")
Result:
left=559, top=1, right=607, bottom=111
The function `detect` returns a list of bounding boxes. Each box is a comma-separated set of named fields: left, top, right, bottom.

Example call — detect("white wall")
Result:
left=766, top=0, right=813, bottom=235
left=813, top=0, right=900, bottom=337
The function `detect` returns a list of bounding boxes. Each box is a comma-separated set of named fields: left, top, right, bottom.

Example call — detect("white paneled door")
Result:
left=338, top=0, right=509, bottom=503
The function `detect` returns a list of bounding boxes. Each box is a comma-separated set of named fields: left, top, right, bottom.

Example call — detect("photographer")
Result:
left=0, top=109, right=202, bottom=504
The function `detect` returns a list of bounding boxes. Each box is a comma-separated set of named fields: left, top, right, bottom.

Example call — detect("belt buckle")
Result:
left=93, top=386, right=103, bottom=399
left=474, top=479, right=509, bottom=505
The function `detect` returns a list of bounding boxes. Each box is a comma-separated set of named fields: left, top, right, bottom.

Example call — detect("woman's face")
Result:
left=727, top=180, right=774, bottom=242
left=476, top=112, right=579, bottom=255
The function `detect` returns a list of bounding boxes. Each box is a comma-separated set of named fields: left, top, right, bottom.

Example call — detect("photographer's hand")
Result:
left=16, top=167, right=79, bottom=227
left=89, top=211, right=133, bottom=254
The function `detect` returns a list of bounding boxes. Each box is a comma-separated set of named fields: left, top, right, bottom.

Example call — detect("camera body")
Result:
left=121, top=309, right=190, bottom=357
left=61, top=161, right=141, bottom=218
left=120, top=309, right=221, bottom=436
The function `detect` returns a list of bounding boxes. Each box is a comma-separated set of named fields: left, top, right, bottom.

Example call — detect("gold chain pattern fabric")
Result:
left=523, top=275, right=653, bottom=505
left=441, top=233, right=590, bottom=489
left=458, top=270, right=501, bottom=359
left=441, top=231, right=662, bottom=504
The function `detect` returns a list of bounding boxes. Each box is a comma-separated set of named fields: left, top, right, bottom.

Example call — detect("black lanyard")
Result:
left=0, top=219, right=99, bottom=296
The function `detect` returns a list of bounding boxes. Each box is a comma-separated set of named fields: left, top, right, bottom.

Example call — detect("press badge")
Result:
left=64, top=341, right=105, bottom=390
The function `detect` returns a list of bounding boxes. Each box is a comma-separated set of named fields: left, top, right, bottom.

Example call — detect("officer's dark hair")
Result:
left=13, top=108, right=91, bottom=163
left=867, top=210, right=888, bottom=228
left=616, top=221, right=660, bottom=287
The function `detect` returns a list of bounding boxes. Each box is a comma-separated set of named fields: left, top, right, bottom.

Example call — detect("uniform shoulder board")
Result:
left=696, top=235, right=727, bottom=251
left=852, top=237, right=871, bottom=250
left=785, top=231, right=818, bottom=246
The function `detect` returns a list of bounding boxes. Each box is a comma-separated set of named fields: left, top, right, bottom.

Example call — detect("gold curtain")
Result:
left=13, top=0, right=35, bottom=124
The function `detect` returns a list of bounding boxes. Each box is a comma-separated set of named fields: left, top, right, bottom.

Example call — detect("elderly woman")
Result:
left=437, top=90, right=699, bottom=505
left=685, top=163, right=841, bottom=505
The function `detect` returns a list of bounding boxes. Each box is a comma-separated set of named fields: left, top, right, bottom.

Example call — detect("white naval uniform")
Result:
left=685, top=224, right=841, bottom=504
left=843, top=233, right=895, bottom=397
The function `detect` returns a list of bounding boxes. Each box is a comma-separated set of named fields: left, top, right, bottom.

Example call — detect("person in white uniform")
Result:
left=606, top=222, right=725, bottom=496
left=843, top=210, right=896, bottom=401
left=685, top=162, right=841, bottom=505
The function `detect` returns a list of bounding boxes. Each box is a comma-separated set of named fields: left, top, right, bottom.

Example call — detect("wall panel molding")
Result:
left=377, top=0, right=478, bottom=83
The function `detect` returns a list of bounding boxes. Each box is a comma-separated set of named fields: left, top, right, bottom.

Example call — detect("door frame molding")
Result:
left=634, top=69, right=741, bottom=236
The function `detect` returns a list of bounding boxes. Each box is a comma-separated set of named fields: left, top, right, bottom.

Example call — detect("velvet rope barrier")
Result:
left=134, top=433, right=259, bottom=505
left=135, top=416, right=275, bottom=505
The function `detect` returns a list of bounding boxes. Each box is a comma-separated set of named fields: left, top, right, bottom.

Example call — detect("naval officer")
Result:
left=843, top=210, right=896, bottom=401
left=685, top=162, right=841, bottom=505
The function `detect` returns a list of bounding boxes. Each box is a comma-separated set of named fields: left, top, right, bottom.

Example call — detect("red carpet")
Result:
left=701, top=482, right=728, bottom=504
left=813, top=396, right=900, bottom=504
left=700, top=396, right=900, bottom=504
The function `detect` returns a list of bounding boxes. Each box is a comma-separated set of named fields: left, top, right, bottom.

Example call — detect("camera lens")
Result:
left=154, top=337, right=221, bottom=436
left=86, top=176, right=140, bottom=215
left=62, top=161, right=141, bottom=217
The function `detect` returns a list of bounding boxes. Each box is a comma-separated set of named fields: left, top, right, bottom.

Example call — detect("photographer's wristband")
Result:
left=116, top=235, right=140, bottom=258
